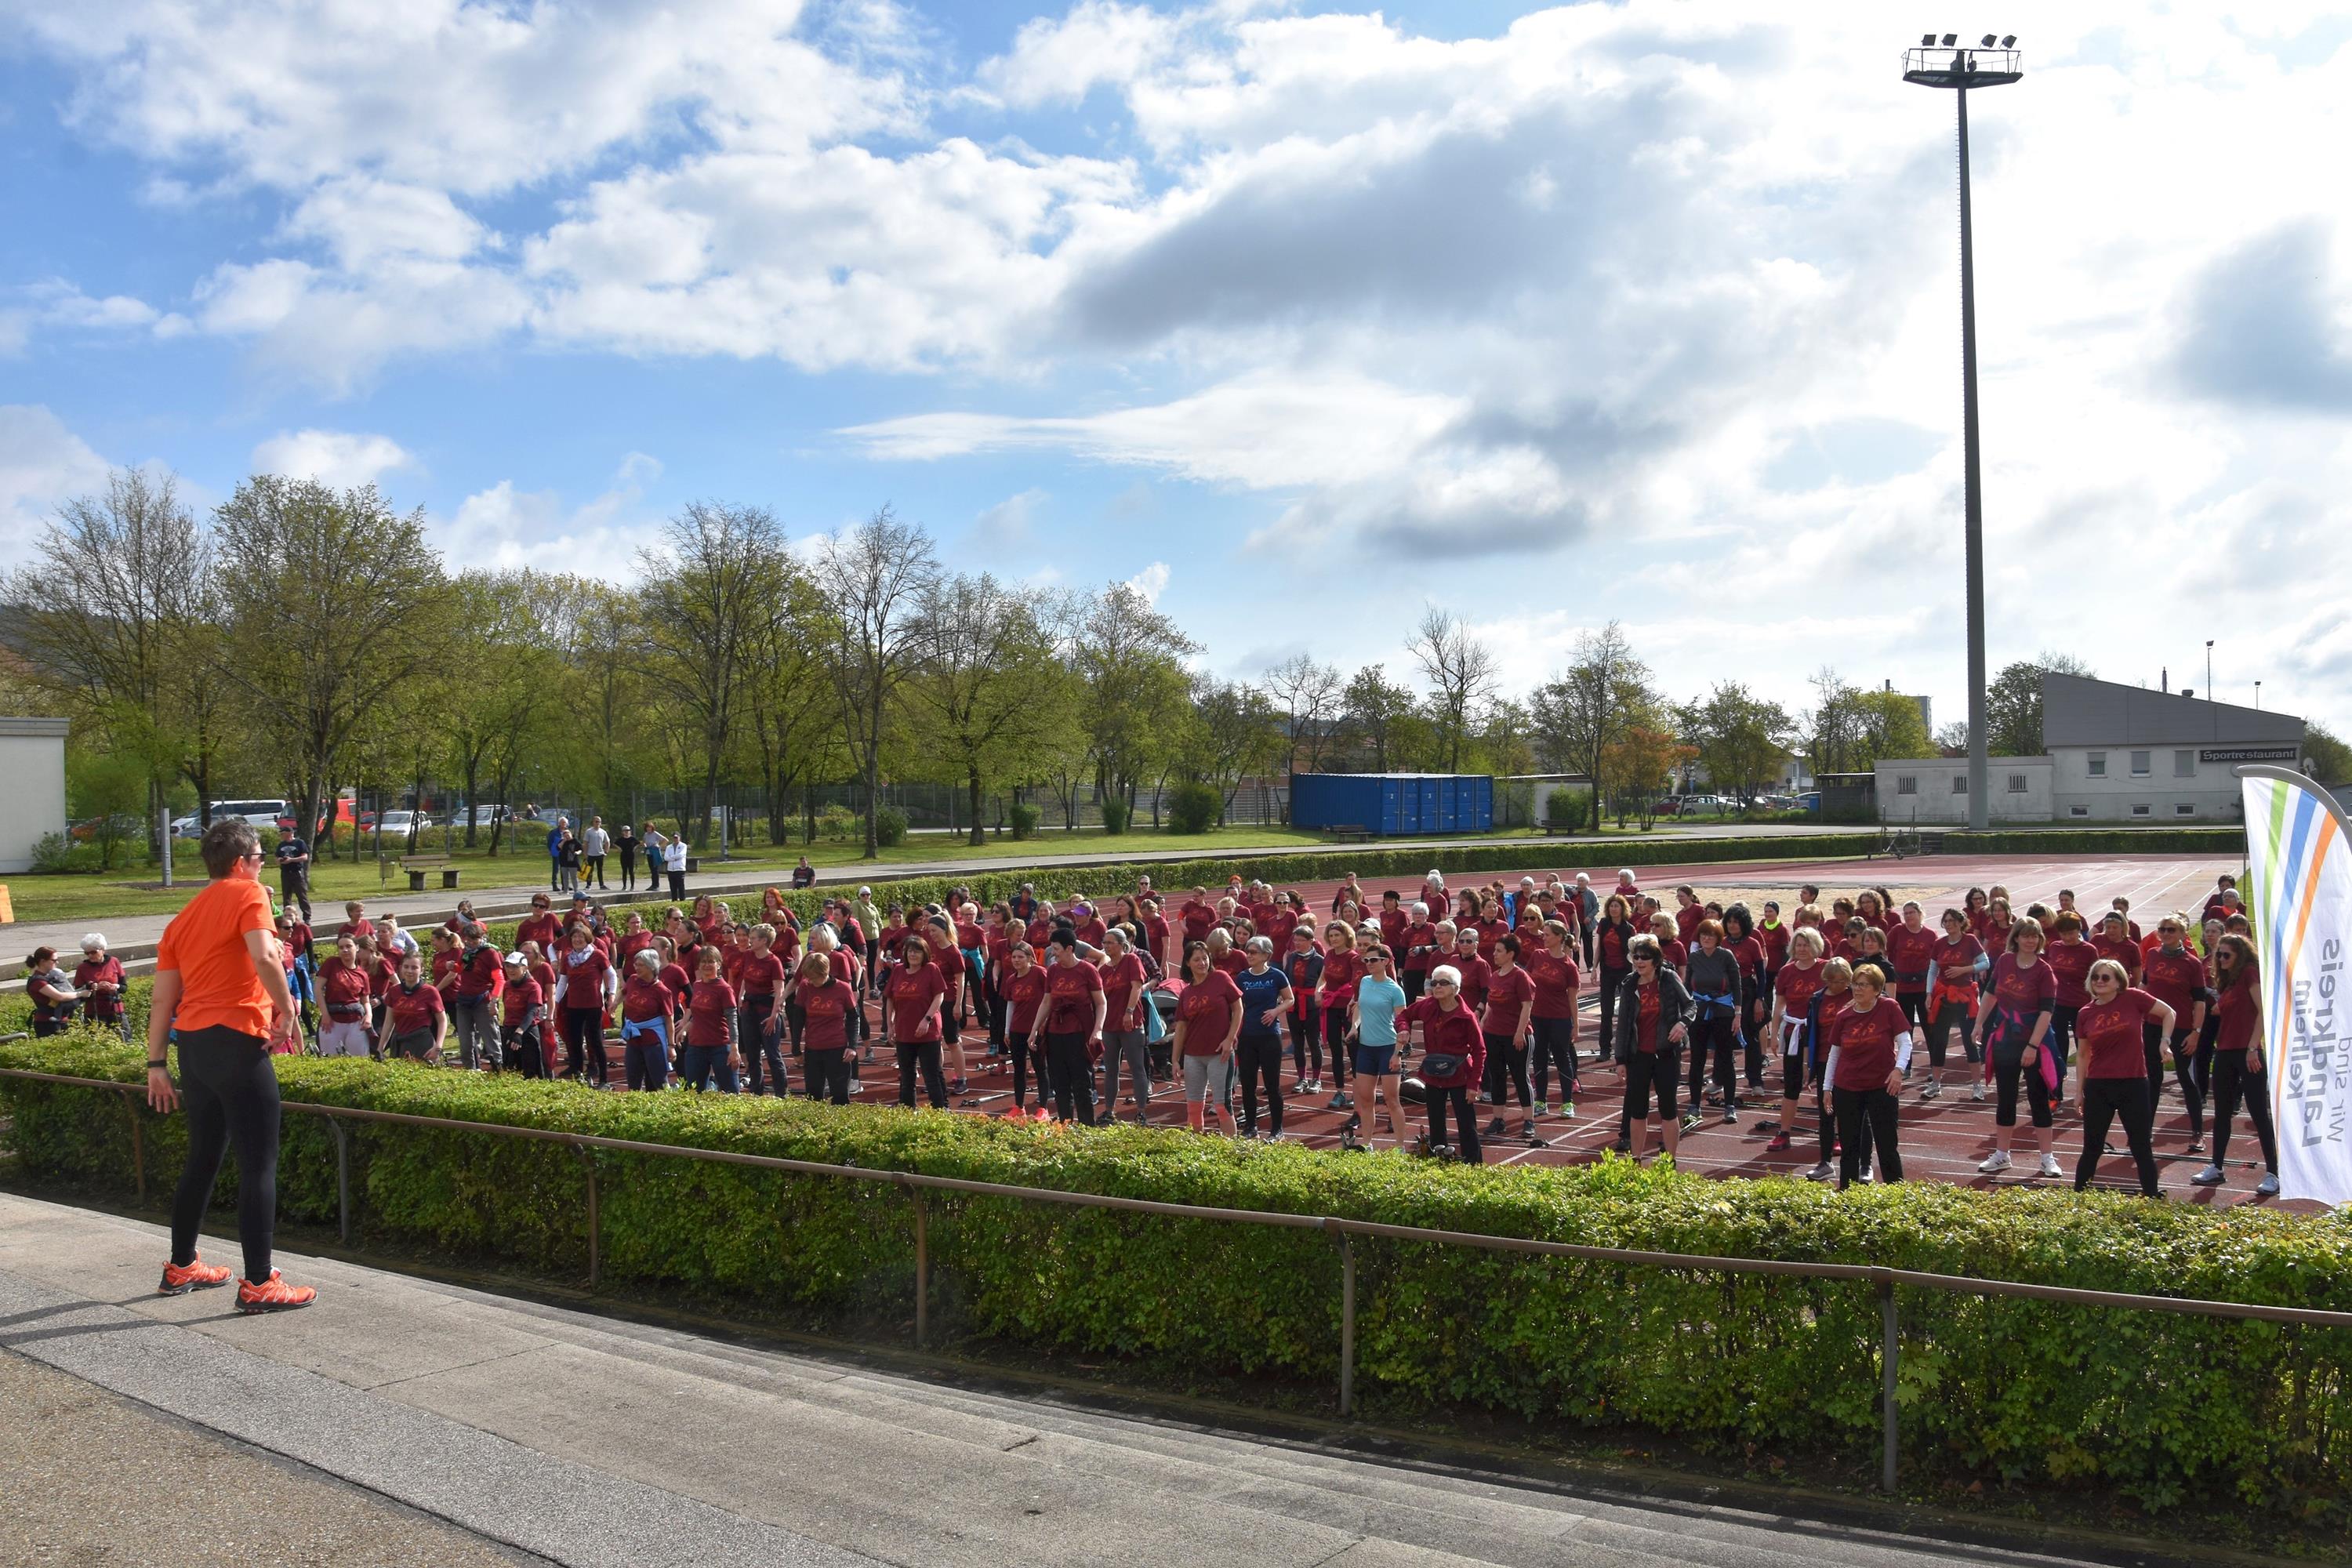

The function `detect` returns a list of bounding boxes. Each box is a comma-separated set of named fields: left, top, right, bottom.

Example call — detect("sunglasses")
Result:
left=1429, top=978, right=1457, bottom=987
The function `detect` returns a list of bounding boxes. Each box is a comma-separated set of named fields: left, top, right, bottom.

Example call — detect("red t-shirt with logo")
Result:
left=1479, top=964, right=1534, bottom=1037
left=1774, top=961, right=1825, bottom=1022
left=735, top=952, right=786, bottom=998
left=687, top=979, right=736, bottom=1047
left=1045, top=959, right=1104, bottom=1034
left=500, top=975, right=544, bottom=1028
left=1830, top=996, right=1910, bottom=1090
left=557, top=947, right=610, bottom=1013
left=1000, top=965, right=1050, bottom=1035
left=1523, top=949, right=1580, bottom=1019
left=385, top=982, right=444, bottom=1038
left=800, top=979, right=857, bottom=1050
left=319, top=956, right=372, bottom=1017
left=1175, top=969, right=1240, bottom=1055
left=1885, top=925, right=1936, bottom=992
left=887, top=963, right=948, bottom=1044
left=2046, top=939, right=2097, bottom=1007
left=2076, top=986, right=2159, bottom=1078
left=621, top=975, right=670, bottom=1024
left=2140, top=948, right=2207, bottom=1025
left=1098, top=952, right=1145, bottom=1031
left=1403, top=996, right=1484, bottom=1085
left=1990, top=954, right=2056, bottom=1014
left=1316, top=949, right=1363, bottom=1008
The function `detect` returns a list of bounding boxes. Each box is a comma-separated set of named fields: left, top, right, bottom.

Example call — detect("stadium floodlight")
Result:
left=1981, top=33, right=1997, bottom=45
left=1901, top=36, right=2024, bottom=830
left=1922, top=32, right=1936, bottom=45
left=1940, top=32, right=1957, bottom=45
left=2001, top=34, right=2016, bottom=46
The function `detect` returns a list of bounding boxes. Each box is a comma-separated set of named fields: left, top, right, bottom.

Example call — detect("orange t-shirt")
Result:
left=156, top=876, right=274, bottom=1039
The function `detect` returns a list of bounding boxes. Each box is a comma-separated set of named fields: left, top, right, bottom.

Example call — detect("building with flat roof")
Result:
left=2041, top=672, right=2303, bottom=823
left=0, top=716, right=69, bottom=873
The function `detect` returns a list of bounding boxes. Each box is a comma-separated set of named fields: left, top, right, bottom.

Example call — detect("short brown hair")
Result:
left=200, top=817, right=260, bottom=878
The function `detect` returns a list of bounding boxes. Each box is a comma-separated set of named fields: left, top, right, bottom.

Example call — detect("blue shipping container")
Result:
left=1289, top=774, right=1497, bottom=836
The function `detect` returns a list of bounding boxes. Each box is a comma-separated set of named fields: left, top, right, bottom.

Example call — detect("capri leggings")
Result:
left=1987, top=1008, right=2055, bottom=1129
left=1321, top=1004, right=1352, bottom=1089
left=1288, top=1000, right=1322, bottom=1080
left=1530, top=1015, right=1578, bottom=1104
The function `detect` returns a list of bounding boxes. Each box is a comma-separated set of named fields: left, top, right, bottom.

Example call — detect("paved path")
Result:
left=6, top=824, right=1878, bottom=972
left=0, top=1192, right=2133, bottom=1568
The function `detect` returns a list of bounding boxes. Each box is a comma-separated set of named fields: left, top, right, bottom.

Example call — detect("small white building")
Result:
left=0, top=717, right=70, bottom=874
left=1875, top=756, right=2055, bottom=824
left=2042, top=673, right=2303, bottom=823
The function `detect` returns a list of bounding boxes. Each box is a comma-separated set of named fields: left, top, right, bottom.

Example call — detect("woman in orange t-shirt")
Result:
left=146, top=819, right=313, bottom=1312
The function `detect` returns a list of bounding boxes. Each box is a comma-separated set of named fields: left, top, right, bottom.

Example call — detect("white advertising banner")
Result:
left=2240, top=766, right=2352, bottom=1207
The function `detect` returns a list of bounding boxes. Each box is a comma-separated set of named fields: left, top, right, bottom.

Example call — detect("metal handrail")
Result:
left=5, top=1063, right=2350, bottom=1495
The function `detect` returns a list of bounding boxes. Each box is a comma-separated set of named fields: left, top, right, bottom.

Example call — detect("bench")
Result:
left=399, top=855, right=462, bottom=892
left=1326, top=824, right=1374, bottom=844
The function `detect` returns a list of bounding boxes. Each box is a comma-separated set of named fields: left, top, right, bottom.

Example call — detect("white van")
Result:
left=174, top=799, right=292, bottom=836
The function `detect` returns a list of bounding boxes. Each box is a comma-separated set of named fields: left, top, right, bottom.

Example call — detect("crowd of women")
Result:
left=24, top=862, right=2279, bottom=1197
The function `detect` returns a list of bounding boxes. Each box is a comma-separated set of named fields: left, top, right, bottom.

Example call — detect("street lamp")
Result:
left=1904, top=34, right=2021, bottom=833
left=2206, top=640, right=2215, bottom=702
left=2256, top=680, right=2263, bottom=710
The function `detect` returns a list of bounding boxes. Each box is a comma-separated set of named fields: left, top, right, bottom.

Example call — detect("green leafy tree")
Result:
left=2303, top=721, right=2351, bottom=786
left=814, top=505, right=941, bottom=858
left=1338, top=663, right=1414, bottom=773
left=1677, top=682, right=1794, bottom=804
left=907, top=574, right=1074, bottom=846
left=1985, top=652, right=2092, bottom=757
left=1532, top=621, right=1651, bottom=828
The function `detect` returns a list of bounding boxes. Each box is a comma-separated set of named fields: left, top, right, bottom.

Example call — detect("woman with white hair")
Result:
left=1404, top=962, right=1485, bottom=1163
left=75, top=934, right=129, bottom=1040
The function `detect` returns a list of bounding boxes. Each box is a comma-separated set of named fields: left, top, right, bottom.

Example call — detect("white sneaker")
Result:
left=2037, top=1152, right=2062, bottom=1179
left=2188, top=1163, right=2226, bottom=1187
left=1918, top=1080, right=1941, bottom=1102
left=2256, top=1173, right=2281, bottom=1197
left=1977, top=1149, right=2013, bottom=1174
left=1968, top=1080, right=1987, bottom=1102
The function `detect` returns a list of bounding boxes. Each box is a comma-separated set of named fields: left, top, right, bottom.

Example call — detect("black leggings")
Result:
left=1832, top=1086, right=1902, bottom=1189
left=168, top=1026, right=281, bottom=1283
left=1926, top=1002, right=1976, bottom=1068
left=1044, top=1030, right=1097, bottom=1123
left=1483, top=1030, right=1532, bottom=1110
left=2165, top=1026, right=2208, bottom=1138
left=1992, top=1043, right=2053, bottom=1129
left=561, top=1008, right=606, bottom=1084
left=1288, top=1001, right=1321, bottom=1080
left=739, top=995, right=783, bottom=1094
left=895, top=1039, right=948, bottom=1108
left=618, top=846, right=637, bottom=890
left=1530, top=1014, right=1578, bottom=1103
left=1425, top=1083, right=1483, bottom=1163
left=501, top=1024, right=544, bottom=1078
left=1686, top=1013, right=1737, bottom=1103
left=2075, top=1076, right=2161, bottom=1196
left=1322, top=1005, right=1351, bottom=1088
left=803, top=1047, right=851, bottom=1105
left=1007, top=1031, right=1047, bottom=1108
left=2210, top=1051, right=2279, bottom=1171
left=1236, top=1034, right=1284, bottom=1135
left=1596, top=968, right=1629, bottom=1062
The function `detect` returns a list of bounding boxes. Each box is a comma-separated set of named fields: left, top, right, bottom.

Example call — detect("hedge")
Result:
left=2, top=1032, right=2344, bottom=1519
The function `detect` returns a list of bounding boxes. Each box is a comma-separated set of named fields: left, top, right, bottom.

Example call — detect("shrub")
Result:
left=1165, top=781, right=1221, bottom=834
left=874, top=806, right=909, bottom=848
left=815, top=804, right=859, bottom=842
left=1545, top=786, right=1590, bottom=833
left=1100, top=797, right=1130, bottom=836
left=4, top=1028, right=2349, bottom=1523
left=28, top=832, right=76, bottom=873
left=1007, top=803, right=1040, bottom=840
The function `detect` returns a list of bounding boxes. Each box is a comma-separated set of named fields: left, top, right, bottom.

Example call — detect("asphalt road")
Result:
left=0, top=1192, right=2148, bottom=1568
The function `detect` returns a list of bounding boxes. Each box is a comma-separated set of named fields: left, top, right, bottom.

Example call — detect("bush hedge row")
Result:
left=2, top=1029, right=2343, bottom=1517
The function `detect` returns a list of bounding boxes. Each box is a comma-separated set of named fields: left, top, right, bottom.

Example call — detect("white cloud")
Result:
left=442, top=453, right=665, bottom=572
left=971, top=486, right=1046, bottom=547
left=1124, top=560, right=1170, bottom=602
left=0, top=405, right=113, bottom=550
left=250, top=429, right=414, bottom=488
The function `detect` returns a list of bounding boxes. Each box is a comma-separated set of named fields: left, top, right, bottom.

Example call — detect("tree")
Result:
left=1178, top=676, right=1286, bottom=811
left=638, top=502, right=796, bottom=848
left=1603, top=722, right=1693, bottom=829
left=814, top=505, right=940, bottom=858
left=67, top=748, right=148, bottom=870
left=1261, top=653, right=1345, bottom=782
left=1934, top=720, right=1970, bottom=757
left=907, top=574, right=1073, bottom=846
left=1338, top=664, right=1414, bottom=773
left=441, top=571, right=558, bottom=848
left=1532, top=621, right=1650, bottom=829
left=1407, top=606, right=1498, bottom=773
left=214, top=477, right=448, bottom=853
left=1678, top=683, right=1793, bottom=804
left=1852, top=689, right=1933, bottom=768
left=2303, top=721, right=2351, bottom=786
left=1069, top=581, right=1196, bottom=821
left=1984, top=652, right=2092, bottom=757
left=1, top=466, right=208, bottom=854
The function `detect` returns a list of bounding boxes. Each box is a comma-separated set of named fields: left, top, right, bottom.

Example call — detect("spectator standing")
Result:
left=583, top=816, right=611, bottom=890
left=615, top=820, right=639, bottom=893
left=664, top=833, right=688, bottom=899
left=147, top=818, right=313, bottom=1312
left=274, top=827, right=312, bottom=921
left=555, top=829, right=583, bottom=895
left=546, top=815, right=570, bottom=892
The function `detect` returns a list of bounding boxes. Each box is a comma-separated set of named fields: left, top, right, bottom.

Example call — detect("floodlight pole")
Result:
left=1957, top=83, right=1988, bottom=830
left=1906, top=41, right=2019, bottom=832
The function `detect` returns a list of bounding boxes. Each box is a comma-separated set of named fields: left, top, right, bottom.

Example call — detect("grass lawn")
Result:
left=4, top=822, right=1584, bottom=925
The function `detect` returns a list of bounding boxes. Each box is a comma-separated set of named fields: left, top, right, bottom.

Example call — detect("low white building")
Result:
left=0, top=717, right=70, bottom=874
left=2042, top=673, right=2303, bottom=823
left=1875, top=756, right=2054, bottom=824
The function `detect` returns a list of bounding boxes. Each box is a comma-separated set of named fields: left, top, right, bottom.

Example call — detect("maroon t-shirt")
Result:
left=2077, top=987, right=2158, bottom=1078
left=887, top=963, right=948, bottom=1044
left=1885, top=924, right=1936, bottom=992
left=799, top=979, right=858, bottom=1050
left=2046, top=940, right=2097, bottom=1008
left=1098, top=952, right=1146, bottom=1031
left=1479, top=964, right=1534, bottom=1037
left=1831, top=996, right=1910, bottom=1090
left=1044, top=960, right=1104, bottom=1034
left=557, top=947, right=611, bottom=1013
left=1404, top=996, right=1484, bottom=1086
left=1990, top=954, right=2056, bottom=1014
left=1524, top=949, right=1580, bottom=1020
left=687, top=979, right=736, bottom=1047
left=385, top=982, right=444, bottom=1037
left=1000, top=965, right=1050, bottom=1035
left=2141, top=948, right=2207, bottom=1025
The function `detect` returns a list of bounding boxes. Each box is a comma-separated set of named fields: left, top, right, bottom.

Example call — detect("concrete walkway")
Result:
left=0, top=1191, right=2131, bottom=1568
left=7, top=822, right=1872, bottom=973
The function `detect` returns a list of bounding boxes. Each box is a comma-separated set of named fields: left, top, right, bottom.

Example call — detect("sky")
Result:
left=4, top=1, right=2350, bottom=738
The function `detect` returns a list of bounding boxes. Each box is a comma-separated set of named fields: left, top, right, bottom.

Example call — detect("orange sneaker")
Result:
left=158, top=1254, right=232, bottom=1295
left=235, top=1269, right=317, bottom=1314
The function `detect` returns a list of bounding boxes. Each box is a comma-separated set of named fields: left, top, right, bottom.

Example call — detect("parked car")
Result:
left=461, top=804, right=509, bottom=829
left=1681, top=794, right=1733, bottom=816
left=71, top=814, right=145, bottom=843
left=172, top=800, right=292, bottom=837
left=376, top=810, right=434, bottom=836
left=1795, top=791, right=1821, bottom=812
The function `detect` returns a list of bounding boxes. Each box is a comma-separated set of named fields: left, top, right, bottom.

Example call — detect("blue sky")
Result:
left=5, top=1, right=2350, bottom=736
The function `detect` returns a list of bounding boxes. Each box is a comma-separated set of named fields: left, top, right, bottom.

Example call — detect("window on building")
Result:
left=1951, top=775, right=1968, bottom=794
left=2131, top=750, right=2151, bottom=777
left=1897, top=775, right=1918, bottom=796
left=2069, top=804, right=2090, bottom=818
left=2088, top=752, right=2107, bottom=777
left=2175, top=749, right=2195, bottom=778
left=2008, top=774, right=2028, bottom=793
left=2175, top=803, right=2196, bottom=817
left=2131, top=803, right=2153, bottom=817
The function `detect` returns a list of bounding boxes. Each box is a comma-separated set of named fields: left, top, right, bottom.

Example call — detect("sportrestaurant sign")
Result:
left=2203, top=746, right=2299, bottom=764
